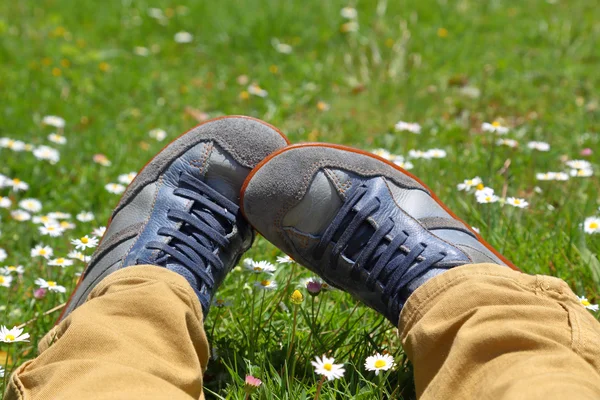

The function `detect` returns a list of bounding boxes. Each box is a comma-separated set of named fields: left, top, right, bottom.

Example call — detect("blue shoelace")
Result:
left=142, top=172, right=237, bottom=312
left=313, top=185, right=447, bottom=317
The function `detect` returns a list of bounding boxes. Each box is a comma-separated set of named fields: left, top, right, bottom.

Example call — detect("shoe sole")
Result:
left=56, top=116, right=290, bottom=323
left=240, top=142, right=519, bottom=271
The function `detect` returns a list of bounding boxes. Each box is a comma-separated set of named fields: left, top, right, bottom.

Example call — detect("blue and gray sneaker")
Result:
left=241, top=143, right=517, bottom=325
left=58, top=116, right=289, bottom=322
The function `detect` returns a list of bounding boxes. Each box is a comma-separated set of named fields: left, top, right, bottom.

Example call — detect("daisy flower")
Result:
left=35, top=278, right=67, bottom=293
left=0, top=138, right=26, bottom=151
left=0, top=196, right=12, bottom=208
left=105, top=183, right=126, bottom=194
left=0, top=326, right=30, bottom=343
left=457, top=177, right=482, bottom=191
left=476, top=193, right=499, bottom=204
left=554, top=172, right=569, bottom=181
left=174, top=31, right=193, bottom=43
left=11, top=210, right=31, bottom=222
left=340, top=6, right=357, bottom=19
left=149, top=129, right=167, bottom=141
left=276, top=255, right=294, bottom=264
left=272, top=38, right=293, bottom=54
left=71, top=235, right=99, bottom=250
left=394, top=121, right=422, bottom=134
left=0, top=366, right=4, bottom=378
left=0, top=265, right=24, bottom=274
left=42, top=115, right=65, bottom=128
left=0, top=274, right=13, bottom=288
left=496, top=138, right=519, bottom=148
left=565, top=159, right=592, bottom=170
left=311, top=355, right=345, bottom=381
left=39, top=222, right=66, bottom=237
left=474, top=185, right=494, bottom=197
left=48, top=257, right=74, bottom=267
left=31, top=245, right=54, bottom=259
left=248, top=83, right=268, bottom=98
left=33, top=145, right=60, bottom=164
left=48, top=133, right=67, bottom=144
left=577, top=296, right=599, bottom=312
left=408, top=149, right=431, bottom=159
left=93, top=154, right=112, bottom=166
left=0, top=248, right=6, bottom=262
left=340, top=21, right=359, bottom=33
left=255, top=279, right=278, bottom=290
left=371, top=149, right=393, bottom=160
left=482, top=121, right=509, bottom=134
left=505, top=197, right=529, bottom=208
left=18, top=198, right=42, bottom=212
left=245, top=375, right=262, bottom=392
left=527, top=141, right=550, bottom=151
left=583, top=217, right=600, bottom=234
left=59, top=220, right=76, bottom=230
left=425, top=148, right=447, bottom=158
left=118, top=172, right=137, bottom=185
left=246, top=260, right=276, bottom=274
left=47, top=211, right=71, bottom=219
left=134, top=46, right=150, bottom=56
left=569, top=168, right=593, bottom=177
left=67, top=250, right=89, bottom=262
left=364, top=353, right=396, bottom=375
left=7, top=177, right=29, bottom=191
left=76, top=211, right=95, bottom=222
left=92, top=226, right=107, bottom=237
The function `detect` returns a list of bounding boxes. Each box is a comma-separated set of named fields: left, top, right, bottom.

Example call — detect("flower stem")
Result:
left=314, top=375, right=325, bottom=400
left=286, top=303, right=299, bottom=364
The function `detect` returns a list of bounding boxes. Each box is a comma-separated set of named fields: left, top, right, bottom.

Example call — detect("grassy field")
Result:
left=1, top=0, right=599, bottom=398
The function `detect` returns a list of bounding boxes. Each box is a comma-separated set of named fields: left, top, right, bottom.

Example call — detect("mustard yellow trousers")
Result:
left=6, top=264, right=600, bottom=399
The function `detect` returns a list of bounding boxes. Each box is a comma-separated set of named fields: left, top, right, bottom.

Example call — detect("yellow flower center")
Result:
left=8, top=266, right=15, bottom=271
left=514, top=199, right=521, bottom=204
left=589, top=222, right=598, bottom=229
left=261, top=280, right=271, bottom=286
left=57, top=258, right=65, bottom=264
left=6, top=334, right=15, bottom=341
left=476, top=183, right=485, bottom=191
left=0, top=276, right=5, bottom=284
left=492, top=121, right=501, bottom=127
left=323, top=363, right=332, bottom=371
left=485, top=196, right=492, bottom=201
left=47, top=281, right=56, bottom=286
left=216, top=299, right=225, bottom=305
left=39, top=249, right=47, bottom=255
left=581, top=299, right=591, bottom=306
left=253, top=267, right=262, bottom=271
left=374, top=360, right=387, bottom=368
left=60, top=221, right=69, bottom=227
left=12, top=178, right=21, bottom=184
left=81, top=237, right=89, bottom=244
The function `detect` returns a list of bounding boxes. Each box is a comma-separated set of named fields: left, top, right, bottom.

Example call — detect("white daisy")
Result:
left=248, top=83, right=268, bottom=98
left=0, top=265, right=24, bottom=274
left=47, top=211, right=71, bottom=219
left=118, top=172, right=137, bottom=185
left=255, top=279, right=278, bottom=290
left=33, top=145, right=60, bottom=164
left=408, top=149, right=431, bottom=159
left=11, top=209, right=31, bottom=222
left=311, top=355, right=345, bottom=381
left=48, top=133, right=67, bottom=144
left=340, top=6, right=357, bottom=19
left=527, top=141, right=550, bottom=151
left=67, top=250, right=91, bottom=262
left=394, top=121, right=422, bottom=134
left=457, top=177, right=482, bottom=191
left=105, top=183, right=126, bottom=194
left=569, top=168, right=593, bottom=177
left=482, top=121, right=509, bottom=134
left=18, top=198, right=42, bottom=213
left=0, top=326, right=30, bottom=343
left=577, top=296, right=599, bottom=312
left=149, top=129, right=167, bottom=141
left=71, top=235, right=99, bottom=250
left=394, top=159, right=414, bottom=170
left=76, top=211, right=95, bottom=222
left=425, top=148, right=447, bottom=158
left=42, top=115, right=65, bottom=128
left=92, top=226, right=107, bottom=237
left=565, top=159, right=592, bottom=170
left=48, top=257, right=74, bottom=267
left=39, top=222, right=66, bottom=237
left=134, top=46, right=150, bottom=56
left=554, top=172, right=569, bottom=181
left=0, top=138, right=26, bottom=151
left=0, top=196, right=11, bottom=208
left=174, top=31, right=193, bottom=43
left=505, top=197, right=529, bottom=208
left=272, top=39, right=293, bottom=54
left=583, top=217, right=600, bottom=234
left=496, top=138, right=519, bottom=148
left=371, top=149, right=392, bottom=160
left=476, top=193, right=499, bottom=204
left=34, top=278, right=66, bottom=293
left=245, top=260, right=276, bottom=274
left=7, top=178, right=29, bottom=191
left=31, top=245, right=54, bottom=259
left=0, top=248, right=6, bottom=262
left=59, top=220, right=76, bottom=230
left=276, top=255, right=294, bottom=264
left=364, top=353, right=395, bottom=375
left=475, top=186, right=495, bottom=197
left=0, top=274, right=12, bottom=288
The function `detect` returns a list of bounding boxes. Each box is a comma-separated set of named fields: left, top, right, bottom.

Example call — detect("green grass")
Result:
left=1, top=0, right=599, bottom=398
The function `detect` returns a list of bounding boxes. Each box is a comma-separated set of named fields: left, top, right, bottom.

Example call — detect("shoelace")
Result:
left=313, top=185, right=447, bottom=317
left=141, top=172, right=237, bottom=312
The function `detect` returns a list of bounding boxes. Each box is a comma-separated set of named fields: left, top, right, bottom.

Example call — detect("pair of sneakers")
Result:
left=58, top=116, right=516, bottom=326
